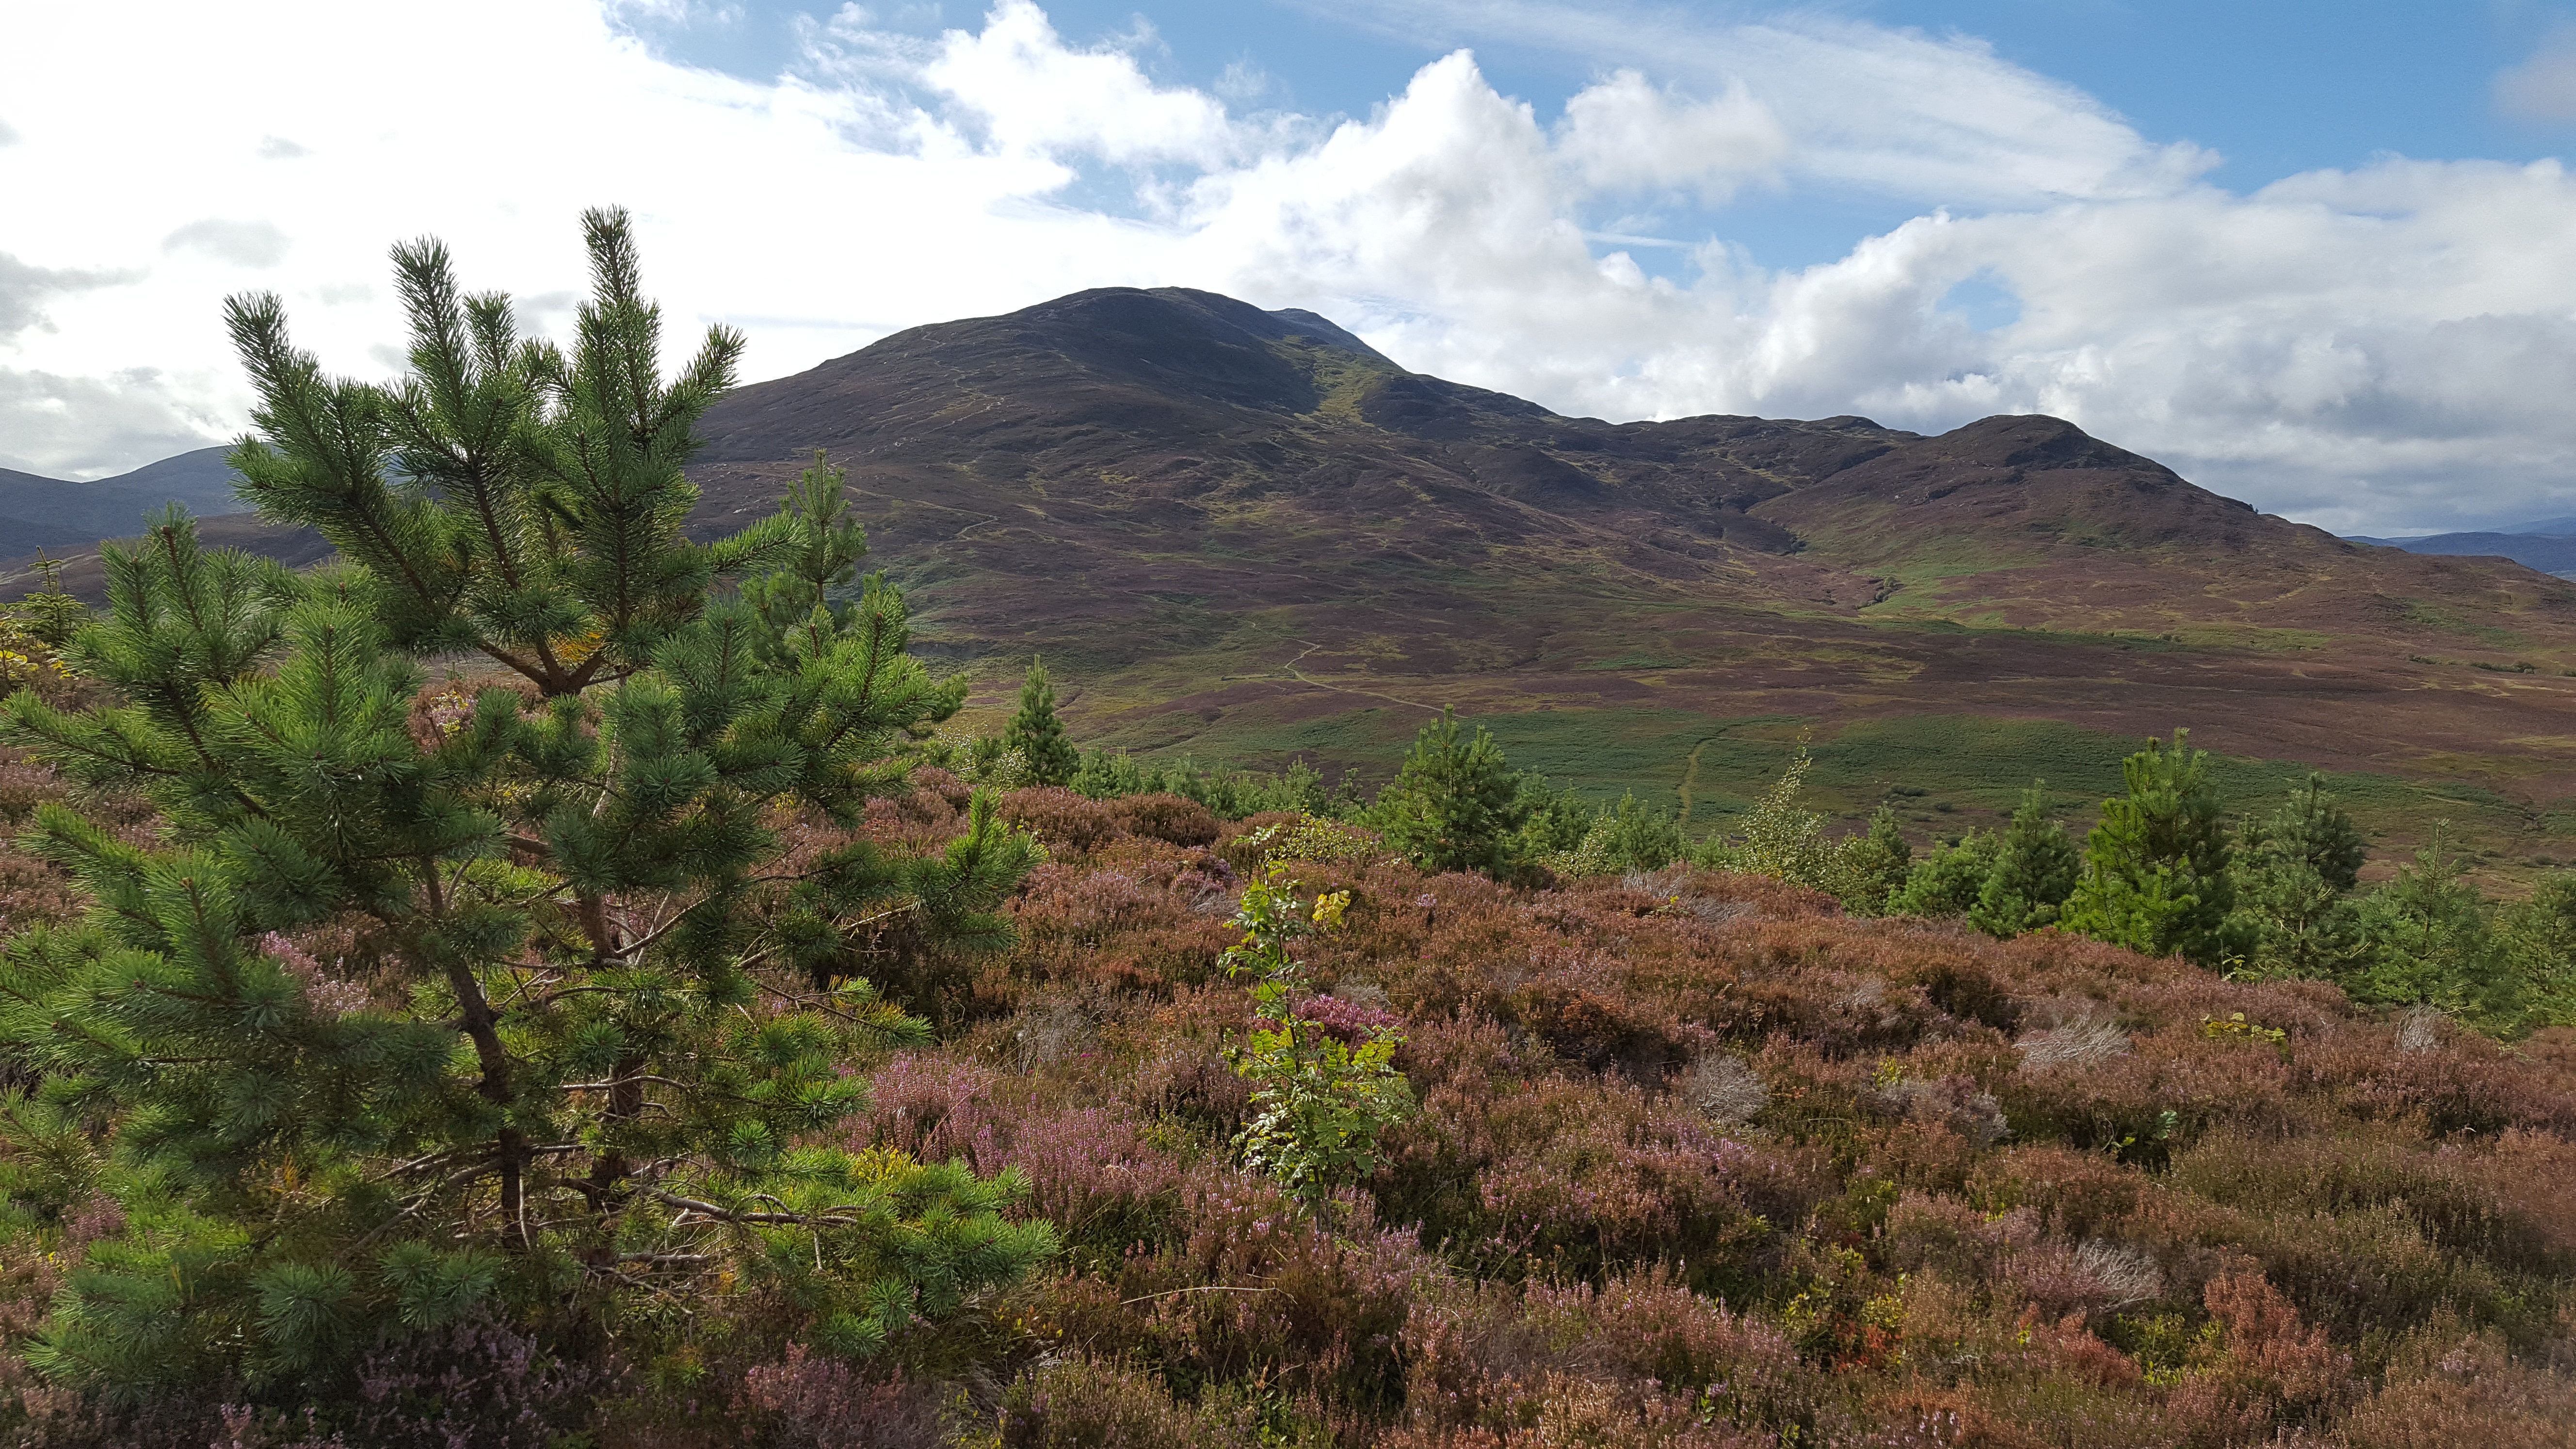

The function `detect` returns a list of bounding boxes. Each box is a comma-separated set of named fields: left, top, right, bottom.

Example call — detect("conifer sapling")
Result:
left=1003, top=658, right=1078, bottom=788
left=0, top=210, right=1050, bottom=1400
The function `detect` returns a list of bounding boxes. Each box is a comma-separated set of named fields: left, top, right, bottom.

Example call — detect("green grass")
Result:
left=1151, top=703, right=2549, bottom=872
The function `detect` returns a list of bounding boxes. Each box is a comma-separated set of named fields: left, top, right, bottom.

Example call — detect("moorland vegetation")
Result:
left=0, top=219, right=2563, bottom=1448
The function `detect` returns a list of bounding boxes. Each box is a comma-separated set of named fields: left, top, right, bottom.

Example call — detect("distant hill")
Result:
left=18, top=288, right=2576, bottom=831
left=2348, top=530, right=2576, bottom=579
left=0, top=446, right=246, bottom=556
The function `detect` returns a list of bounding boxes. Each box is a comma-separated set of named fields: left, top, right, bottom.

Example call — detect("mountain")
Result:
left=2349, top=530, right=2576, bottom=579
left=0, top=446, right=248, bottom=555
left=19, top=288, right=2576, bottom=832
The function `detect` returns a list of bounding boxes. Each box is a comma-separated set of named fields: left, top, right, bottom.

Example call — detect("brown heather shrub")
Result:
left=2331, top=1328, right=2576, bottom=1449
left=992, top=786, right=1116, bottom=854
left=1061, top=1182, right=1429, bottom=1416
left=1376, top=1373, right=1773, bottom=1449
left=1004, top=860, right=1233, bottom=993
left=2163, top=1270, right=2358, bottom=1445
left=2163, top=1128, right=2573, bottom=1279
left=2297, top=1026, right=2576, bottom=1136
left=910, top=764, right=973, bottom=811
left=1108, top=791, right=1221, bottom=847
left=732, top=1346, right=952, bottom=1449
left=1503, top=974, right=1713, bottom=1076
left=1995, top=1025, right=2301, bottom=1163
left=0, top=846, right=84, bottom=935
left=1522, top=1268, right=1814, bottom=1416
left=1964, top=1145, right=2143, bottom=1240
left=993, top=1352, right=1247, bottom=1448
left=1384, top=1071, right=1829, bottom=1289
left=0, top=757, right=67, bottom=826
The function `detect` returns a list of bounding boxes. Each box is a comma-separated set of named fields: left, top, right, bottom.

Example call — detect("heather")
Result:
left=1, top=736, right=2567, bottom=1443
left=0, top=222, right=2566, bottom=1449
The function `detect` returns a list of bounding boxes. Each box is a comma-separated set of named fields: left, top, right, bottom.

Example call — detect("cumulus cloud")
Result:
left=162, top=219, right=292, bottom=268
left=0, top=253, right=139, bottom=341
left=0, top=0, right=2569, bottom=527
left=2497, top=27, right=2576, bottom=124
left=1556, top=70, right=1787, bottom=203
left=0, top=367, right=228, bottom=479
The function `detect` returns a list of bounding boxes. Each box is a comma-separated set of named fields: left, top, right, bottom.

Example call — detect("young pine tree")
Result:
left=1375, top=708, right=1526, bottom=877
left=2060, top=729, right=2243, bottom=965
left=1889, top=829, right=1999, bottom=918
left=2228, top=774, right=2368, bottom=976
left=0, top=211, right=1050, bottom=1401
left=1840, top=805, right=1914, bottom=916
left=1968, top=781, right=2081, bottom=938
left=1003, top=658, right=1078, bottom=788
left=2352, top=826, right=2521, bottom=1029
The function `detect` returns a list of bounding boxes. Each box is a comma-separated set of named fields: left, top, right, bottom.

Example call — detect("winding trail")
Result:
left=1678, top=738, right=1711, bottom=824
left=1279, top=641, right=1444, bottom=714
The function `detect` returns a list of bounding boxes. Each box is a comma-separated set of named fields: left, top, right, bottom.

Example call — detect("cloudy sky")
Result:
left=4, top=0, right=2576, bottom=533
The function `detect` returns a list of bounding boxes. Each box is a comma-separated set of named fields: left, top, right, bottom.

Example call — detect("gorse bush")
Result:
left=0, top=213, right=1052, bottom=1401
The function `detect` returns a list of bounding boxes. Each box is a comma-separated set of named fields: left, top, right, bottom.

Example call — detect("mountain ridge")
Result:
left=17, top=287, right=2576, bottom=825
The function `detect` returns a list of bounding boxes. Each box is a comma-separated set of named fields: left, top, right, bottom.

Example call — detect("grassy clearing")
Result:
left=1149, top=702, right=2558, bottom=877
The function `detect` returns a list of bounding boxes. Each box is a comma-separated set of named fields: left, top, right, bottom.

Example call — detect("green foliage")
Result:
left=1692, top=742, right=1852, bottom=893
left=1004, top=659, right=1078, bottom=788
left=2349, top=827, right=2522, bottom=1029
left=1552, top=790, right=1686, bottom=879
left=9, top=553, right=89, bottom=651
left=1511, top=775, right=1596, bottom=861
left=1373, top=708, right=1527, bottom=877
left=1068, top=747, right=1331, bottom=818
left=1220, top=871, right=1411, bottom=1202
left=1967, top=781, right=2080, bottom=938
left=2499, top=874, right=2576, bottom=1027
left=2228, top=775, right=2368, bottom=977
left=1889, top=830, right=1998, bottom=918
left=1839, top=806, right=1914, bottom=916
left=2061, top=729, right=2244, bottom=964
left=1241, top=814, right=1381, bottom=868
left=0, top=213, right=1051, bottom=1401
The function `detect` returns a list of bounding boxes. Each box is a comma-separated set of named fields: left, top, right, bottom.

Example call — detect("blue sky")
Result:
left=618, top=0, right=2576, bottom=274
left=6, top=0, right=2576, bottom=532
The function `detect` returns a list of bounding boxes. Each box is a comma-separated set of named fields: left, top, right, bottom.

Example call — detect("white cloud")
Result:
left=0, top=0, right=2571, bottom=530
left=2497, top=26, right=2576, bottom=124
left=0, top=253, right=140, bottom=341
left=163, top=218, right=292, bottom=268
left=0, top=366, right=227, bottom=478
left=1555, top=70, right=1787, bottom=204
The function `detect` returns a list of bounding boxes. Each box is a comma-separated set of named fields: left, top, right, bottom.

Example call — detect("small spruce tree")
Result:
left=0, top=211, right=1050, bottom=1401
left=1968, top=781, right=2081, bottom=938
left=1003, top=657, right=1078, bottom=787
